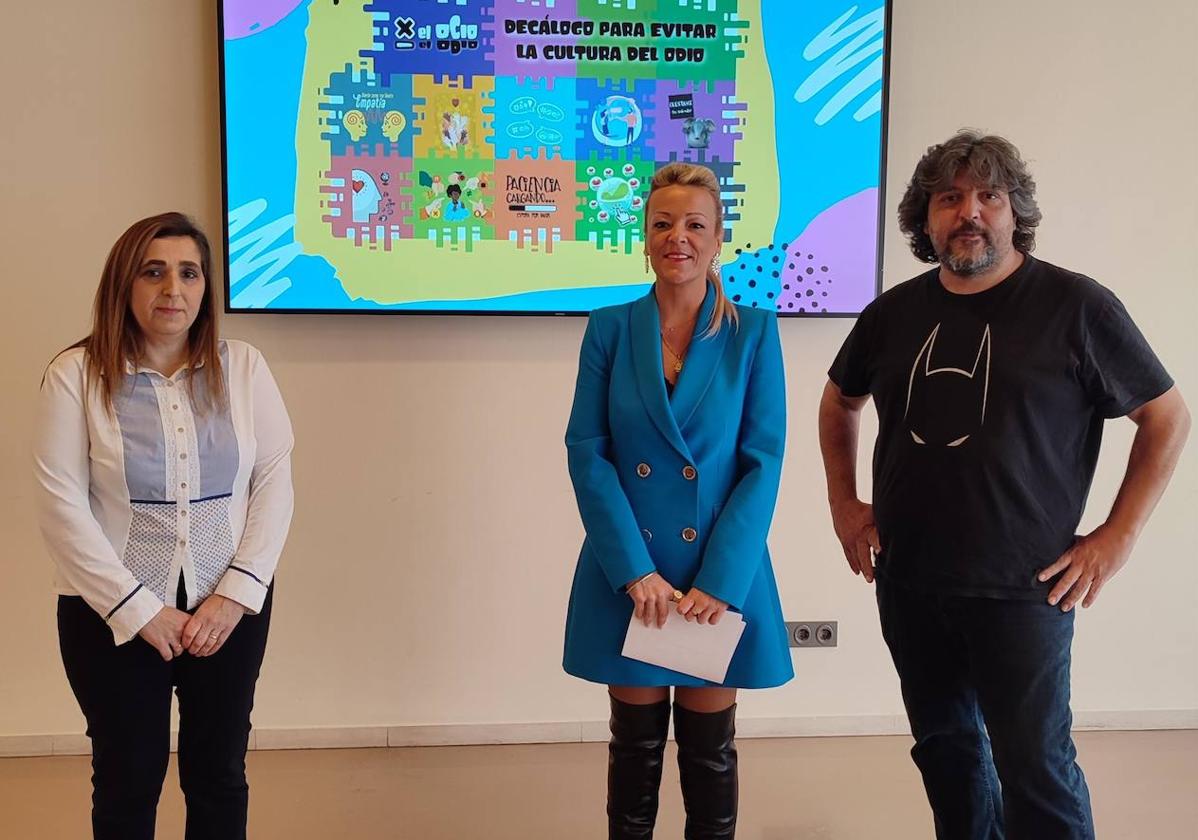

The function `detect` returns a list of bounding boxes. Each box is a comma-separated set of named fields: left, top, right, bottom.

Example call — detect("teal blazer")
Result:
left=563, top=286, right=794, bottom=687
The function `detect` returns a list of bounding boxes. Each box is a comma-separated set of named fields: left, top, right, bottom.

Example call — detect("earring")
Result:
left=710, top=254, right=721, bottom=275
left=644, top=253, right=650, bottom=274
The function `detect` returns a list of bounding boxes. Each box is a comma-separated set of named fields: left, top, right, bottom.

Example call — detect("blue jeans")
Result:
left=876, top=579, right=1094, bottom=840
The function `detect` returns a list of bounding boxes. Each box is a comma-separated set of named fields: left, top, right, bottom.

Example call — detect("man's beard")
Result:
left=938, top=228, right=998, bottom=276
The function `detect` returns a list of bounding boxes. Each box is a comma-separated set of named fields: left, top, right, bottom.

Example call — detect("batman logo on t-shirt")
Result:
left=904, top=323, right=991, bottom=447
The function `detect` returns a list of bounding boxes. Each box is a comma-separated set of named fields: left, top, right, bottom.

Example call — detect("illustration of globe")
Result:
left=596, top=177, right=632, bottom=211
left=591, top=95, right=643, bottom=148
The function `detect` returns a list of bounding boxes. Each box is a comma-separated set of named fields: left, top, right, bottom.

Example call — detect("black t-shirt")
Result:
left=829, top=255, right=1173, bottom=598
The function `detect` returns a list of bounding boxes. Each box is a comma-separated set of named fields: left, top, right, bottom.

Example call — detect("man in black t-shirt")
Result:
left=819, top=131, right=1190, bottom=839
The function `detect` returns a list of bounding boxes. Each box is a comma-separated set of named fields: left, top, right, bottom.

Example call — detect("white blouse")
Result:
left=34, top=340, right=294, bottom=645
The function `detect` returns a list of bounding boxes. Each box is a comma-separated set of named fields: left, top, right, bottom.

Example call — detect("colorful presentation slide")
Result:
left=220, top=0, right=888, bottom=313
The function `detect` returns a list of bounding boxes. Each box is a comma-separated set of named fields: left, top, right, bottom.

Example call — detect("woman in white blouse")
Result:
left=34, top=212, right=294, bottom=840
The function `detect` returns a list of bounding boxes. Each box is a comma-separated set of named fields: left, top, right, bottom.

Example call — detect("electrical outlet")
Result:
left=785, top=620, right=838, bottom=648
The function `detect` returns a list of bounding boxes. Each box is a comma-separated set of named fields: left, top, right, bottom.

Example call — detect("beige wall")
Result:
left=1, top=1, right=1194, bottom=739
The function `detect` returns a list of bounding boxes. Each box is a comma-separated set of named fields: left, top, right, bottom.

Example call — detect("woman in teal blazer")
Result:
left=564, top=162, right=792, bottom=839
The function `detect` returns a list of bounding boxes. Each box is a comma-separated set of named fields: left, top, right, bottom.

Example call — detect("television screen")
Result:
left=219, top=0, right=889, bottom=314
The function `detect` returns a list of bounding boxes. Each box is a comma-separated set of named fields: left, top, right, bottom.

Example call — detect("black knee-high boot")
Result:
left=608, top=695, right=671, bottom=839
left=674, top=702, right=738, bottom=839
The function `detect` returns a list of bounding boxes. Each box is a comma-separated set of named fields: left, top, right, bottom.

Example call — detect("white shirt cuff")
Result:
left=214, top=566, right=269, bottom=614
left=108, top=587, right=165, bottom=646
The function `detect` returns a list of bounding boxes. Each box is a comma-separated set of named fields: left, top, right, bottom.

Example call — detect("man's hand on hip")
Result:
left=1038, top=524, right=1134, bottom=611
left=831, top=498, right=882, bottom=583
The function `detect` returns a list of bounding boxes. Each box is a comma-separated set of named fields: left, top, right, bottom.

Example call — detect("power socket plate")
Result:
left=785, top=620, right=838, bottom=648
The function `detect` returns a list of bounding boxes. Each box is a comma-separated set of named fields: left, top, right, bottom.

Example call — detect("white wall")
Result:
left=1, top=0, right=1194, bottom=743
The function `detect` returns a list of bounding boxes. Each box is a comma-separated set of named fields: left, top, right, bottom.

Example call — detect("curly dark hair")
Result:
left=898, top=130, right=1042, bottom=263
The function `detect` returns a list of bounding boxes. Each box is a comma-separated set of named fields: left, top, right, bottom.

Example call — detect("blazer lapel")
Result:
left=630, top=290, right=691, bottom=461
left=670, top=285, right=730, bottom=433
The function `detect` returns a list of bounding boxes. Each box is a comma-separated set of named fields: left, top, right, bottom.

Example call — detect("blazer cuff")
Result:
left=691, top=566, right=751, bottom=613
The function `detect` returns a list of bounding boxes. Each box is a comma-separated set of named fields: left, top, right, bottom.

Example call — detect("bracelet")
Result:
left=627, top=571, right=657, bottom=591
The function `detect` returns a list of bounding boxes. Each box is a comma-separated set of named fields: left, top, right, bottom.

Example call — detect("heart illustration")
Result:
left=451, top=98, right=460, bottom=107
left=352, top=180, right=364, bottom=193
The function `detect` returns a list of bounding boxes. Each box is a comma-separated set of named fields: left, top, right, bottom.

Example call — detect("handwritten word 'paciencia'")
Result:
left=504, top=19, right=718, bottom=40
left=506, top=175, right=562, bottom=203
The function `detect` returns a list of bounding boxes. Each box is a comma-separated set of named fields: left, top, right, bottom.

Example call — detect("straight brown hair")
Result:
left=69, top=212, right=225, bottom=414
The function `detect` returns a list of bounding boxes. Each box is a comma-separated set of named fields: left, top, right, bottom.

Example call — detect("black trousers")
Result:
left=57, top=584, right=273, bottom=840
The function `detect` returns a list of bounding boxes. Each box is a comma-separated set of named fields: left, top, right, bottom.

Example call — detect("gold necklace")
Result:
left=660, top=311, right=697, bottom=375
left=660, top=315, right=696, bottom=336
left=661, top=332, right=686, bottom=374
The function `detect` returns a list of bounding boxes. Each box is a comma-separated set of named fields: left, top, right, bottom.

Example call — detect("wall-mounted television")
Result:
left=219, top=0, right=890, bottom=315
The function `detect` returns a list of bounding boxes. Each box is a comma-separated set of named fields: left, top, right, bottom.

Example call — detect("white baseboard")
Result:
left=2, top=709, right=1194, bottom=758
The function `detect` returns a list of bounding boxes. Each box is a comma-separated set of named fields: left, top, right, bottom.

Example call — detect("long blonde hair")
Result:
left=66, top=212, right=225, bottom=415
left=645, top=162, right=739, bottom=336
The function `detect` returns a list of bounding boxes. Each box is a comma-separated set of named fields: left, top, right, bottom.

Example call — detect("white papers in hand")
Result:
left=621, top=609, right=746, bottom=684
